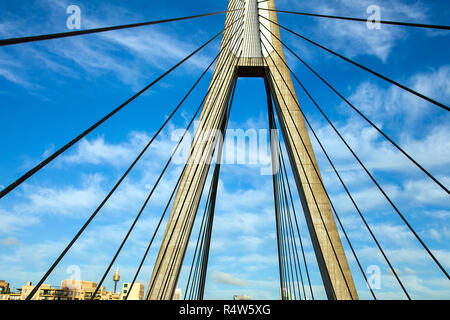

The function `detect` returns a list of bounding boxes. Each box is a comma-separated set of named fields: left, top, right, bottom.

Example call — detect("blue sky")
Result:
left=0, top=0, right=449, bottom=300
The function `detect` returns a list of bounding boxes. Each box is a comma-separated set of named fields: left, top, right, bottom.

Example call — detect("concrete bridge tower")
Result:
left=147, top=0, right=358, bottom=300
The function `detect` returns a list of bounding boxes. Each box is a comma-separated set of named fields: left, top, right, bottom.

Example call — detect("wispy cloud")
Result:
left=61, top=132, right=147, bottom=166
left=0, top=0, right=215, bottom=91
left=282, top=0, right=429, bottom=62
left=348, top=65, right=450, bottom=121
left=212, top=271, right=250, bottom=287
left=19, top=173, right=106, bottom=217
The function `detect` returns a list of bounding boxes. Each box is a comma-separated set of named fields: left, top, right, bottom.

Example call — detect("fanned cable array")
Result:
left=0, top=6, right=246, bottom=300
left=257, top=4, right=449, bottom=300
left=0, top=0, right=448, bottom=301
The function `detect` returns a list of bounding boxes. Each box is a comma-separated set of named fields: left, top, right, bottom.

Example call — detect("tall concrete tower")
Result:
left=147, top=0, right=358, bottom=300
left=113, top=267, right=120, bottom=294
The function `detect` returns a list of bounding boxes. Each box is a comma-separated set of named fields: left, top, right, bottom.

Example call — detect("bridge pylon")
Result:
left=147, top=0, right=358, bottom=300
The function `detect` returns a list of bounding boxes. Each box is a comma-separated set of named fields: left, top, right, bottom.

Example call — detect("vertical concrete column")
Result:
left=147, top=0, right=358, bottom=300
left=264, top=0, right=358, bottom=300
left=146, top=0, right=242, bottom=300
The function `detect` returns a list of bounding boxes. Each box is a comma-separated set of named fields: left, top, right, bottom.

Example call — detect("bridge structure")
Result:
left=0, top=0, right=449, bottom=300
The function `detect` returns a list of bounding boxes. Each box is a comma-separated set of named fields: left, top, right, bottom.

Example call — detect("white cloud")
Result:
left=0, top=0, right=215, bottom=90
left=370, top=223, right=415, bottom=247
left=319, top=16, right=399, bottom=62
left=97, top=27, right=211, bottom=72
left=61, top=133, right=147, bottom=166
left=357, top=246, right=450, bottom=271
left=309, top=66, right=450, bottom=199
left=59, top=128, right=184, bottom=170
left=401, top=176, right=449, bottom=205
left=331, top=185, right=400, bottom=213
left=0, top=67, right=33, bottom=87
left=283, top=0, right=429, bottom=62
left=211, top=271, right=250, bottom=287
left=423, top=210, right=450, bottom=220
left=426, top=226, right=450, bottom=243
left=19, top=174, right=106, bottom=217
left=313, top=119, right=450, bottom=178
left=348, top=65, right=450, bottom=120
left=0, top=208, right=39, bottom=234
left=0, top=239, right=65, bottom=267
left=11, top=168, right=177, bottom=220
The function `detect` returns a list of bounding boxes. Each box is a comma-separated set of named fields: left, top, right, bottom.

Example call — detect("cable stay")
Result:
left=185, top=84, right=233, bottom=299
left=268, top=84, right=304, bottom=300
left=259, top=15, right=450, bottom=112
left=270, top=123, right=290, bottom=299
left=268, top=100, right=289, bottom=300
left=156, top=51, right=241, bottom=301
left=91, top=78, right=205, bottom=298
left=260, top=31, right=449, bottom=288
left=126, top=18, right=246, bottom=300
left=259, top=8, right=450, bottom=30
left=8, top=0, right=449, bottom=302
left=267, top=68, right=356, bottom=300
left=125, top=166, right=182, bottom=300
left=277, top=154, right=304, bottom=300
left=278, top=145, right=315, bottom=301
left=197, top=77, right=235, bottom=301
left=159, top=51, right=240, bottom=301
left=258, top=22, right=449, bottom=196
left=24, top=16, right=246, bottom=301
left=266, top=74, right=315, bottom=300
left=146, top=36, right=245, bottom=300
left=263, top=39, right=363, bottom=299
left=0, top=14, right=245, bottom=202
left=269, top=99, right=320, bottom=300
left=91, top=17, right=246, bottom=299
left=150, top=14, right=245, bottom=300
left=185, top=55, right=239, bottom=302
left=0, top=9, right=244, bottom=46
left=262, top=38, right=399, bottom=301
left=266, top=58, right=409, bottom=299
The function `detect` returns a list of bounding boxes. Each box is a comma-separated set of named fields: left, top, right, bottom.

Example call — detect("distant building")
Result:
left=0, top=281, right=13, bottom=300
left=0, top=280, right=114, bottom=300
left=0, top=279, right=144, bottom=300
left=60, top=279, right=110, bottom=300
left=233, top=294, right=253, bottom=300
left=20, top=281, right=72, bottom=301
left=120, top=283, right=145, bottom=300
left=0, top=280, right=10, bottom=294
left=0, top=288, right=20, bottom=301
